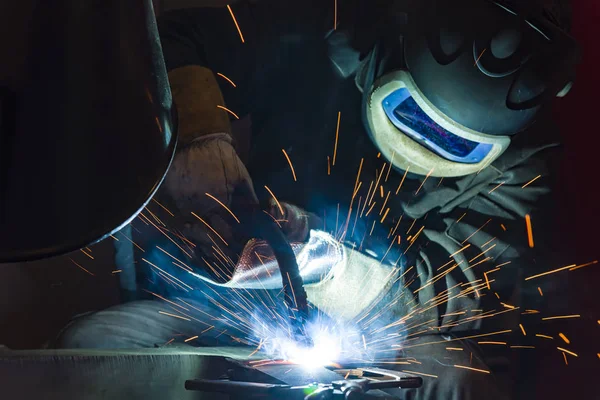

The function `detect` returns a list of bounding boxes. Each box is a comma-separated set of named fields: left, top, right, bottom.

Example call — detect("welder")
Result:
left=55, top=0, right=578, bottom=399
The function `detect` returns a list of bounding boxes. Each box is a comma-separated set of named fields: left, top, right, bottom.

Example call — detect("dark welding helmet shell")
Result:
left=0, top=0, right=177, bottom=262
left=402, top=0, right=579, bottom=136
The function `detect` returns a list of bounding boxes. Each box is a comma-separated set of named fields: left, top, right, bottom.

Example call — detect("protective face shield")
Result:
left=360, top=0, right=580, bottom=178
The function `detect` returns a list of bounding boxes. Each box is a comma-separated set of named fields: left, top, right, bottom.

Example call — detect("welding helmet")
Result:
left=0, top=0, right=177, bottom=262
left=358, top=0, right=579, bottom=177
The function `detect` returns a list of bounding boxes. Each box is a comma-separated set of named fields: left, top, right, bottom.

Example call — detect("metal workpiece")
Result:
left=0, top=0, right=177, bottom=262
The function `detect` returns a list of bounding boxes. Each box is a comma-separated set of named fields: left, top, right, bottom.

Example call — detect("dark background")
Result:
left=0, top=0, right=597, bottom=398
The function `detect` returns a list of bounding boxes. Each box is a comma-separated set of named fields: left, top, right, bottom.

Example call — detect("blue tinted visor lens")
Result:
left=382, top=88, right=492, bottom=164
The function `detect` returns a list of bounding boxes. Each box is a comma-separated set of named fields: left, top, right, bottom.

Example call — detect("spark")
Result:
left=488, top=181, right=505, bottom=194
left=69, top=258, right=94, bottom=276
left=334, top=0, right=338, bottom=30
left=354, top=158, right=364, bottom=192
left=461, top=219, right=491, bottom=244
left=109, top=234, right=119, bottom=241
left=119, top=229, right=145, bottom=252
left=206, top=193, right=240, bottom=223
left=500, top=223, right=506, bottom=231
left=415, top=168, right=434, bottom=195
left=558, top=333, right=570, bottom=344
left=381, top=208, right=390, bottom=223
left=379, top=185, right=384, bottom=198
left=164, top=338, right=175, bottom=346
left=365, top=202, right=377, bottom=216
left=449, top=244, right=471, bottom=258
left=484, top=272, right=491, bottom=289
left=522, top=175, right=541, bottom=188
left=216, top=72, right=237, bottom=87
left=478, top=341, right=506, bottom=345
left=327, top=156, right=331, bottom=175
left=369, top=164, right=386, bottom=205
left=542, top=315, right=580, bottom=321
left=474, top=48, right=487, bottom=66
left=184, top=335, right=199, bottom=343
left=156, top=246, right=193, bottom=271
left=502, top=303, right=516, bottom=310
left=333, top=111, right=341, bottom=166
left=191, top=212, right=229, bottom=246
left=152, top=198, right=174, bottom=216
left=446, top=347, right=463, bottom=351
left=557, top=347, right=578, bottom=357
left=143, top=258, right=194, bottom=290
left=158, top=311, right=191, bottom=321
left=396, top=167, right=410, bottom=194
left=280, top=149, right=298, bottom=182
left=399, top=329, right=512, bottom=349
left=538, top=287, right=544, bottom=296
left=535, top=334, right=553, bottom=339
left=569, top=260, right=599, bottom=271
left=227, top=5, right=245, bottom=43
left=563, top=352, right=568, bottom=365
left=217, top=105, right=240, bottom=119
left=469, top=244, right=496, bottom=262
left=369, top=220, right=376, bottom=235
left=385, top=153, right=395, bottom=182
left=402, top=370, right=438, bottom=378
left=111, top=270, right=122, bottom=274
left=525, top=214, right=534, bottom=248
left=524, top=264, right=576, bottom=281
left=454, top=365, right=490, bottom=374
left=80, top=249, right=94, bottom=259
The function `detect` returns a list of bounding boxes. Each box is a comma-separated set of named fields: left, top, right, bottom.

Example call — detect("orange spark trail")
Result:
left=69, top=258, right=95, bottom=276
left=334, top=0, right=338, bottom=30
left=525, top=264, right=577, bottom=280
left=557, top=347, right=578, bottom=357
left=80, top=249, right=94, bottom=260
left=217, top=105, right=240, bottom=119
left=264, top=185, right=284, bottom=216
left=191, top=212, right=229, bottom=246
left=454, top=365, right=490, bottom=374
left=542, top=315, right=580, bottom=321
left=449, top=244, right=471, bottom=258
left=158, top=311, right=191, bottom=321
left=184, top=336, right=198, bottom=343
left=152, top=198, right=174, bottom=216
left=396, top=166, right=410, bottom=194
left=206, top=193, right=240, bottom=223
left=461, top=219, right=491, bottom=244
left=474, top=48, right=487, bottom=66
left=558, top=333, right=570, bottom=344
left=227, top=5, right=245, bottom=43
left=569, top=260, right=599, bottom=271
left=525, top=214, right=534, bottom=248
left=538, top=287, right=544, bottom=296
left=522, top=174, right=541, bottom=188
left=217, top=72, right=237, bottom=87
left=281, top=149, right=297, bottom=181
left=488, top=181, right=505, bottom=194
left=536, top=334, right=553, bottom=339
left=333, top=111, right=341, bottom=166
left=519, top=324, right=527, bottom=336
left=415, top=168, right=434, bottom=195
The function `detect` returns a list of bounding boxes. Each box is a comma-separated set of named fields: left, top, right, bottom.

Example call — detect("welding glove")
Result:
left=162, top=65, right=319, bottom=281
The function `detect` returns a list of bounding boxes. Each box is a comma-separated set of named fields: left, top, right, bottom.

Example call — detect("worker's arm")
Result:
left=402, top=129, right=562, bottom=334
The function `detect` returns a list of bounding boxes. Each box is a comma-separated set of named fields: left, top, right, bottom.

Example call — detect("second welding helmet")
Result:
left=357, top=0, right=579, bottom=178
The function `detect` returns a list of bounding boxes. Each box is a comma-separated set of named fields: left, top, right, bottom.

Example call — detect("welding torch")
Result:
left=237, top=189, right=312, bottom=347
